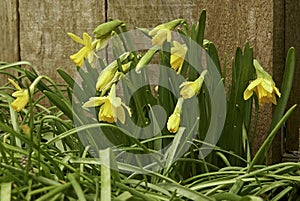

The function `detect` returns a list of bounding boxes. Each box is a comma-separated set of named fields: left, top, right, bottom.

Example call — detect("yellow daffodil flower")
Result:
left=149, top=19, right=185, bottom=46
left=167, top=97, right=184, bottom=133
left=83, top=84, right=131, bottom=124
left=180, top=70, right=207, bottom=99
left=68, top=32, right=97, bottom=67
left=170, top=41, right=187, bottom=74
left=100, top=72, right=123, bottom=96
left=9, top=79, right=29, bottom=112
left=244, top=59, right=281, bottom=105
left=96, top=64, right=118, bottom=92
left=9, top=76, right=43, bottom=112
left=96, top=52, right=130, bottom=92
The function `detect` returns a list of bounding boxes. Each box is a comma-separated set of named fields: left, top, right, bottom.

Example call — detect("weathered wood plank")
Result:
left=284, top=0, right=300, bottom=152
left=0, top=0, right=19, bottom=85
left=18, top=0, right=105, bottom=80
left=272, top=0, right=285, bottom=163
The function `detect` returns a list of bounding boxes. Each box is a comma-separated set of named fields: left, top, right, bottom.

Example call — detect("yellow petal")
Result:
left=116, top=106, right=126, bottom=124
left=180, top=83, right=195, bottom=99
left=83, top=33, right=92, bottom=46
left=247, top=78, right=261, bottom=91
left=68, top=33, right=84, bottom=45
left=152, top=29, right=169, bottom=46
left=260, top=79, right=273, bottom=93
left=99, top=101, right=116, bottom=123
left=11, top=93, right=29, bottom=112
left=243, top=88, right=254, bottom=100
left=8, top=78, right=22, bottom=91
left=170, top=42, right=187, bottom=73
left=179, top=71, right=205, bottom=99
left=96, top=68, right=116, bottom=91
left=70, top=47, right=89, bottom=66
left=82, top=97, right=106, bottom=108
left=167, top=113, right=180, bottom=133
left=274, top=86, right=281, bottom=97
left=96, top=37, right=110, bottom=50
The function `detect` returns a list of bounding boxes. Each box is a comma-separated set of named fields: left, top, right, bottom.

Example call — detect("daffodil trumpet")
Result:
left=9, top=76, right=43, bottom=112
left=170, top=41, right=187, bottom=74
left=180, top=70, right=207, bottom=99
left=96, top=52, right=130, bottom=92
left=83, top=84, right=131, bottom=124
left=68, top=32, right=97, bottom=67
left=243, top=59, right=281, bottom=105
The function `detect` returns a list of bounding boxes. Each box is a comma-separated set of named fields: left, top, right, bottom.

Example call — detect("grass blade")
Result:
left=67, top=173, right=86, bottom=201
left=249, top=104, right=297, bottom=171
left=100, top=148, right=112, bottom=201
left=1, top=182, right=11, bottom=201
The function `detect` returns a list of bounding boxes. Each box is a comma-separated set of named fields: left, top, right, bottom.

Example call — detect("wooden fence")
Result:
left=1, top=0, right=299, bottom=162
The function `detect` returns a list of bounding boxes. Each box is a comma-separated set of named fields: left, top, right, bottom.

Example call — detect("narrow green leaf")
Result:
left=269, top=47, right=295, bottom=131
left=207, top=42, right=221, bottom=75
left=249, top=104, right=297, bottom=171
left=115, top=191, right=132, bottom=201
left=115, top=182, right=159, bottom=201
left=43, top=91, right=73, bottom=119
left=100, top=148, right=112, bottom=201
left=67, top=173, right=86, bottom=201
left=57, top=68, right=75, bottom=88
left=164, top=127, right=186, bottom=173
left=240, top=195, right=264, bottom=201
left=229, top=179, right=244, bottom=194
left=195, top=10, right=206, bottom=45
left=35, top=183, right=72, bottom=201
left=1, top=182, right=11, bottom=201
left=0, top=61, right=31, bottom=70
left=213, top=193, right=241, bottom=201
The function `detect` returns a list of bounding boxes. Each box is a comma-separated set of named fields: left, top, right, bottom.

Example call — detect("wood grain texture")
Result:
left=285, top=0, right=300, bottom=152
left=0, top=0, right=19, bottom=62
left=272, top=0, right=285, bottom=163
left=18, top=0, right=105, bottom=80
left=108, top=0, right=275, bottom=155
left=0, top=0, right=19, bottom=85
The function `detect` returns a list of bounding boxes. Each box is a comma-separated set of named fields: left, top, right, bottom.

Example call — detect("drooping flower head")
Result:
left=167, top=97, right=184, bottom=133
left=68, top=32, right=97, bottom=67
left=96, top=52, right=130, bottom=92
left=244, top=59, right=281, bottom=105
left=93, top=19, right=124, bottom=50
left=9, top=76, right=43, bottom=112
left=180, top=70, right=207, bottom=99
left=83, top=84, right=131, bottom=124
left=170, top=41, right=187, bottom=74
left=149, top=19, right=185, bottom=46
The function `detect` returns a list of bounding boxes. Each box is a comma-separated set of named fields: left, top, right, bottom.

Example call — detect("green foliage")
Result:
left=0, top=10, right=298, bottom=200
